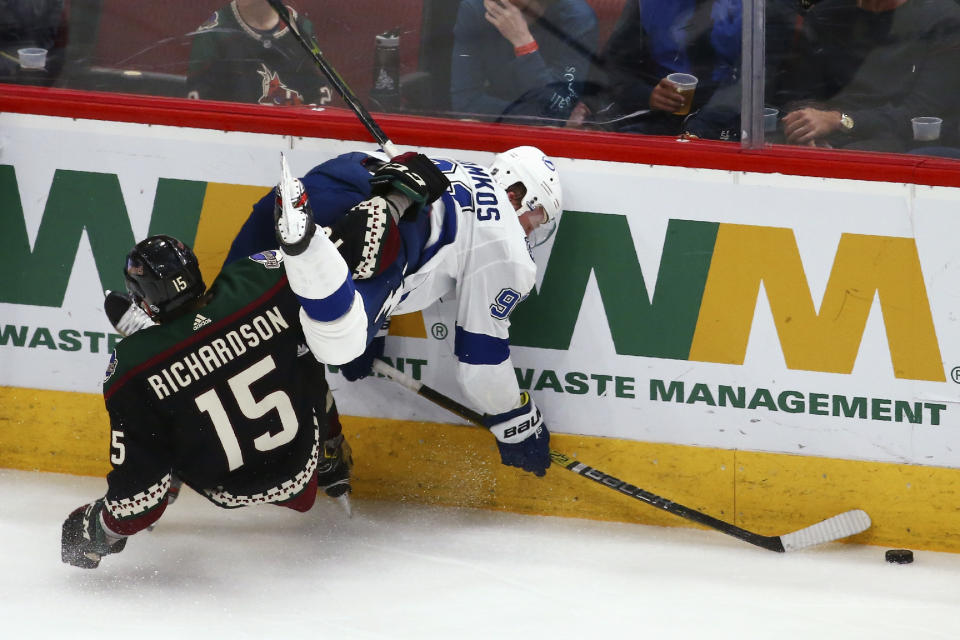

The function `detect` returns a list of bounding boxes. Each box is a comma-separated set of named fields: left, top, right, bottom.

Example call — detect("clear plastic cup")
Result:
left=911, top=117, right=942, bottom=142
left=17, top=47, right=47, bottom=70
left=763, top=107, right=779, bottom=132
left=666, top=73, right=698, bottom=116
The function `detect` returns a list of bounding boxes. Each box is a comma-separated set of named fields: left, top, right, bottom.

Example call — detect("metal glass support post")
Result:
left=741, top=0, right=766, bottom=149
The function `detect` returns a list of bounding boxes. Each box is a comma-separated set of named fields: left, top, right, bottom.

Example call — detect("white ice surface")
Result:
left=4, top=468, right=960, bottom=639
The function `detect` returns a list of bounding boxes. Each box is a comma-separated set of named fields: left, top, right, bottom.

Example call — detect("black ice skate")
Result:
left=317, top=434, right=353, bottom=516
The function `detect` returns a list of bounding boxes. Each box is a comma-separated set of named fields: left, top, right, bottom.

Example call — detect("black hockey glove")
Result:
left=339, top=320, right=388, bottom=380
left=483, top=392, right=551, bottom=477
left=326, top=197, right=402, bottom=280
left=61, top=499, right=128, bottom=569
left=369, top=152, right=450, bottom=220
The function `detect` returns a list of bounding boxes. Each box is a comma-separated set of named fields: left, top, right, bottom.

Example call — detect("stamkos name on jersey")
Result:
left=460, top=161, right=502, bottom=220
left=147, top=306, right=289, bottom=400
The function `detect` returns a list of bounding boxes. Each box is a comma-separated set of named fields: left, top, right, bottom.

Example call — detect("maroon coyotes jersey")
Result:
left=186, top=2, right=333, bottom=106
left=101, top=251, right=329, bottom=534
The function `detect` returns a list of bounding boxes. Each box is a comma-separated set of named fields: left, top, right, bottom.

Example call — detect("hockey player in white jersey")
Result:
left=274, top=146, right=561, bottom=477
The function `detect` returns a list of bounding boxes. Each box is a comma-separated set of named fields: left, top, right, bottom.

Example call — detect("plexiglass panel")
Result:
left=2, top=1, right=959, bottom=159
left=767, top=0, right=960, bottom=157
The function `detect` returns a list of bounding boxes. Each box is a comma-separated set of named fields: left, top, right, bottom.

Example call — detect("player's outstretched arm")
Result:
left=483, top=392, right=551, bottom=477
left=61, top=499, right=129, bottom=569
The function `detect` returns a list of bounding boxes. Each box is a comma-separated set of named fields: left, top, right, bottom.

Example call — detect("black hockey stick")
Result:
left=371, top=359, right=872, bottom=552
left=265, top=0, right=401, bottom=158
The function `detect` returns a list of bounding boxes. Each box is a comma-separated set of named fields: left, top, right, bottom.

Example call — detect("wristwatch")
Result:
left=839, top=113, right=854, bottom=132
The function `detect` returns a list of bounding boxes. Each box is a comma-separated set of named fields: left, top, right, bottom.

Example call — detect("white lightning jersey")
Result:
left=285, top=156, right=536, bottom=416
left=394, top=157, right=537, bottom=415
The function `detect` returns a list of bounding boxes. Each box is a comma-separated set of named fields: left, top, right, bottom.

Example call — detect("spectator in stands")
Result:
left=775, top=0, right=960, bottom=152
left=0, top=0, right=68, bottom=85
left=566, top=0, right=798, bottom=141
left=450, top=0, right=598, bottom=125
left=186, top=0, right=333, bottom=106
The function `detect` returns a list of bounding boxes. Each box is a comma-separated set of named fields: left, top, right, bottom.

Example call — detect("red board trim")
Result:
left=3, top=84, right=959, bottom=187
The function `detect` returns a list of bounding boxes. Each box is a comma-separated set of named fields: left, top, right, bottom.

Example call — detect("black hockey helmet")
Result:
left=124, top=235, right=205, bottom=323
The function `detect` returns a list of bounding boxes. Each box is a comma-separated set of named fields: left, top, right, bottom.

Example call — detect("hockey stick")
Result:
left=265, top=0, right=401, bottom=158
left=371, top=359, right=872, bottom=552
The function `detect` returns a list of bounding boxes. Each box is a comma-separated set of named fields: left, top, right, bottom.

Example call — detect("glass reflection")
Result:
left=771, top=0, right=960, bottom=156
left=1, top=0, right=958, bottom=160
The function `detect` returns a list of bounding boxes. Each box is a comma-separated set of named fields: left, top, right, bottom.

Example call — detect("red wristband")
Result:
left=514, top=41, right=539, bottom=57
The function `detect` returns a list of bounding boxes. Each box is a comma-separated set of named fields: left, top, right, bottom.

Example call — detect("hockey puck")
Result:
left=885, top=549, right=914, bottom=564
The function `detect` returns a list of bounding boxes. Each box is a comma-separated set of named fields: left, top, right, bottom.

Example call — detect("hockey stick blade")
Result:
left=371, top=359, right=872, bottom=552
left=778, top=509, right=871, bottom=552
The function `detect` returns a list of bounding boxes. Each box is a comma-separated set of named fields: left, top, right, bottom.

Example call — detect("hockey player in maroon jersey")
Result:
left=85, top=146, right=560, bottom=571
left=61, top=235, right=350, bottom=568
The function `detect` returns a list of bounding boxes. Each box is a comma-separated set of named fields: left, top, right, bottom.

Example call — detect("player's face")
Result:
left=518, top=206, right=547, bottom=236
left=506, top=187, right=523, bottom=211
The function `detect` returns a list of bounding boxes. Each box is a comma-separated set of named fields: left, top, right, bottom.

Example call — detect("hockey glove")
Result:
left=326, top=197, right=402, bottom=280
left=104, top=290, right=155, bottom=337
left=339, top=321, right=388, bottom=380
left=483, top=392, right=551, bottom=477
left=316, top=434, right=353, bottom=499
left=369, top=152, right=450, bottom=220
left=61, top=499, right=128, bottom=569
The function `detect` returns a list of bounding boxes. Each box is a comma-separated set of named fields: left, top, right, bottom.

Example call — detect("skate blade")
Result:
left=334, top=492, right=353, bottom=517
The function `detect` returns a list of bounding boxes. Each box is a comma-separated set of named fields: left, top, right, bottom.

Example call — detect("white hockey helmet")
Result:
left=489, top=146, right=562, bottom=224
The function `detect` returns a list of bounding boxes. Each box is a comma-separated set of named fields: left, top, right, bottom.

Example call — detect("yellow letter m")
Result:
left=690, top=225, right=944, bottom=381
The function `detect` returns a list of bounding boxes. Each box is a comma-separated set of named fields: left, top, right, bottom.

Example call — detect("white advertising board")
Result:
left=3, top=113, right=960, bottom=467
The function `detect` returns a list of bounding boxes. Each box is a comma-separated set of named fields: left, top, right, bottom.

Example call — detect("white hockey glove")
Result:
left=104, top=290, right=155, bottom=337
left=483, top=392, right=551, bottom=477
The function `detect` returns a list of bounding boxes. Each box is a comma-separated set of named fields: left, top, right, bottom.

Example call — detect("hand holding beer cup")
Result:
left=650, top=77, right=684, bottom=113
left=665, top=73, right=698, bottom=116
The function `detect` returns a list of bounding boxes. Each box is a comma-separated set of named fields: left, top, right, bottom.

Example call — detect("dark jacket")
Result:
left=584, top=0, right=797, bottom=138
left=450, top=0, right=599, bottom=124
left=775, top=0, right=960, bottom=151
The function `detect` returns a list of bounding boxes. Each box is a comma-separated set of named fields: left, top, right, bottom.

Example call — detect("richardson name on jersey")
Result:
left=147, top=306, right=290, bottom=399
